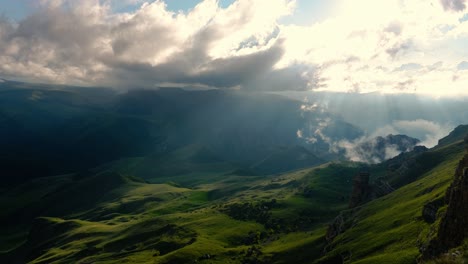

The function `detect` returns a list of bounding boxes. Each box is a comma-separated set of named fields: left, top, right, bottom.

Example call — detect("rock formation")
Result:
left=435, top=141, right=468, bottom=247
left=421, top=198, right=444, bottom=224
left=326, top=169, right=396, bottom=247
left=421, top=135, right=468, bottom=258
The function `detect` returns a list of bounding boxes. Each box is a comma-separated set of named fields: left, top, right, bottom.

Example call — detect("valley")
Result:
left=2, top=1, right=468, bottom=263
left=1, top=80, right=468, bottom=263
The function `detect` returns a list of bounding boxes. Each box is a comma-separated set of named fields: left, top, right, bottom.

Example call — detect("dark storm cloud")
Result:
left=0, top=1, right=311, bottom=91
left=104, top=39, right=286, bottom=89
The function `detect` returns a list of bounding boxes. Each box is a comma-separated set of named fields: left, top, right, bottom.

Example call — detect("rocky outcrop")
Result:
left=348, top=170, right=371, bottom=208
left=326, top=169, right=396, bottom=249
left=436, top=157, right=468, bottom=247
left=421, top=135, right=468, bottom=258
left=422, top=198, right=444, bottom=224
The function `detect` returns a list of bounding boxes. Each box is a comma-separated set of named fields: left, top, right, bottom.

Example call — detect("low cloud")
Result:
left=334, top=134, right=418, bottom=164
left=392, top=119, right=453, bottom=147
left=310, top=118, right=452, bottom=163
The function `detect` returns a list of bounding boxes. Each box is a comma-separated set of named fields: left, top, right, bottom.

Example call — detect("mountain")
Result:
left=318, top=130, right=468, bottom=263
left=437, top=124, right=468, bottom=147
left=0, top=80, right=367, bottom=185
left=1, top=125, right=467, bottom=263
left=3, top=80, right=468, bottom=263
left=350, top=134, right=420, bottom=163
left=284, top=91, right=468, bottom=141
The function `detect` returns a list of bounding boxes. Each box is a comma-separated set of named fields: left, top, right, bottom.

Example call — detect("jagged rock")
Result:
left=421, top=135, right=468, bottom=258
left=437, top=158, right=468, bottom=247
left=422, top=198, right=444, bottom=223
left=349, top=170, right=371, bottom=208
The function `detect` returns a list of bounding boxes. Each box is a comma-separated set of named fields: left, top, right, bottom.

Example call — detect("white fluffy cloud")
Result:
left=0, top=0, right=467, bottom=94
left=278, top=0, right=468, bottom=95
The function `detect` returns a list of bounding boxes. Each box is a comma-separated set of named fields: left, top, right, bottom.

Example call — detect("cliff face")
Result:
left=437, top=154, right=468, bottom=248
left=422, top=136, right=468, bottom=258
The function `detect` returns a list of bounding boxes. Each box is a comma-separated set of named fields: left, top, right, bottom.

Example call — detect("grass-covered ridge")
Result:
left=2, top=124, right=467, bottom=263
left=0, top=162, right=360, bottom=263
left=318, top=140, right=466, bottom=263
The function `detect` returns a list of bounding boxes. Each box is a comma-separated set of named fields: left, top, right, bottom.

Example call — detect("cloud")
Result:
left=392, top=119, right=453, bottom=147
left=354, top=119, right=452, bottom=148
left=440, top=0, right=467, bottom=11
left=0, top=0, right=310, bottom=90
left=334, top=135, right=416, bottom=164
left=396, top=63, right=423, bottom=71
left=0, top=0, right=468, bottom=95
left=328, top=119, right=452, bottom=163
left=278, top=0, right=468, bottom=95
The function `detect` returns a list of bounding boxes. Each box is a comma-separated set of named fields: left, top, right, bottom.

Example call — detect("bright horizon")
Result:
left=0, top=0, right=467, bottom=96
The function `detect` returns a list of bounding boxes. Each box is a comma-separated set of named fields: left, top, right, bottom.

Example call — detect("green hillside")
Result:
left=1, top=81, right=468, bottom=263
left=319, top=139, right=467, bottom=263
left=2, top=132, right=468, bottom=263
left=0, top=161, right=361, bottom=263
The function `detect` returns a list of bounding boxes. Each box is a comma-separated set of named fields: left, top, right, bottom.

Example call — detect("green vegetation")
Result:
left=2, top=138, right=468, bottom=263
left=2, top=81, right=468, bottom=263
left=318, top=140, right=466, bottom=263
left=0, top=162, right=360, bottom=263
left=3, top=139, right=466, bottom=263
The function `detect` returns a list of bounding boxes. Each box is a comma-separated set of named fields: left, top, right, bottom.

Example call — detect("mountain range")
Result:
left=1, top=80, right=468, bottom=263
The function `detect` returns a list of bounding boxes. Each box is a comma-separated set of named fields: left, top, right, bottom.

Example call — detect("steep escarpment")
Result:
left=325, top=169, right=394, bottom=245
left=421, top=135, right=468, bottom=259
left=318, top=129, right=467, bottom=264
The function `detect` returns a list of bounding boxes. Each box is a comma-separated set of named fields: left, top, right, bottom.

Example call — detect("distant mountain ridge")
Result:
left=354, top=134, right=420, bottom=163
left=0, top=79, right=425, bottom=185
left=2, top=79, right=468, bottom=263
left=0, top=80, right=362, bottom=183
left=437, top=124, right=468, bottom=147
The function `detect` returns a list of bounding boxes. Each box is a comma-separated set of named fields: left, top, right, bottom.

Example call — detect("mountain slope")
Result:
left=0, top=80, right=368, bottom=184
left=318, top=137, right=466, bottom=263
left=0, top=163, right=360, bottom=264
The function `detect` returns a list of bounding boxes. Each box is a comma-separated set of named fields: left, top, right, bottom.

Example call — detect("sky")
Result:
left=0, top=0, right=467, bottom=96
